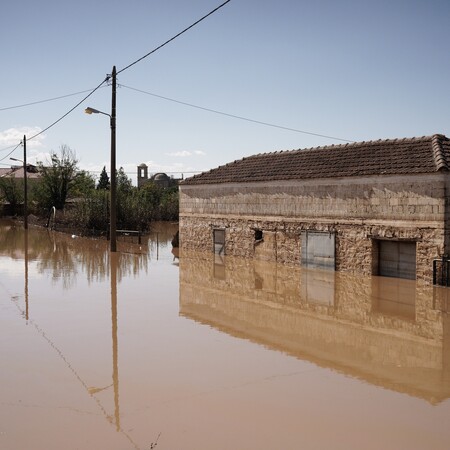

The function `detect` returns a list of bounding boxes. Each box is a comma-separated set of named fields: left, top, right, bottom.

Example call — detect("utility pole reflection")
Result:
left=110, top=252, right=120, bottom=431
left=24, top=229, right=29, bottom=321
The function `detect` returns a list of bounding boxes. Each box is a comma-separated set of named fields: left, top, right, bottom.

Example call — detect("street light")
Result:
left=85, top=107, right=109, bottom=117
left=84, top=66, right=117, bottom=252
left=10, top=134, right=28, bottom=230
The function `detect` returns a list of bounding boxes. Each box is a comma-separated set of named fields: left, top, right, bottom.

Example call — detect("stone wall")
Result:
left=180, top=173, right=447, bottom=221
left=179, top=173, right=448, bottom=283
left=179, top=215, right=443, bottom=283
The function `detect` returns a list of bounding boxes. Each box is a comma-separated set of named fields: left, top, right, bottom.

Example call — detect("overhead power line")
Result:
left=117, top=0, right=232, bottom=74
left=0, top=142, right=22, bottom=163
left=121, top=84, right=355, bottom=143
left=27, top=77, right=109, bottom=143
left=0, top=143, right=21, bottom=153
left=0, top=1, right=231, bottom=154
left=0, top=87, right=106, bottom=112
left=0, top=77, right=108, bottom=155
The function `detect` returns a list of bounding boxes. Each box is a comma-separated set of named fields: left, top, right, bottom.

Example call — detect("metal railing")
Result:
left=432, top=255, right=450, bottom=286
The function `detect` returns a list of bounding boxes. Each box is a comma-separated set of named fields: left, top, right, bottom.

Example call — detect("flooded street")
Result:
left=1, top=219, right=450, bottom=450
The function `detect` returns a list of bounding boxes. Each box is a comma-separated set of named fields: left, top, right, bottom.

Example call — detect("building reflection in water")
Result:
left=179, top=250, right=450, bottom=404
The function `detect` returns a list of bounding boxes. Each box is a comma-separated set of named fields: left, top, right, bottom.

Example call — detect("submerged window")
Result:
left=254, top=229, right=263, bottom=241
left=377, top=240, right=416, bottom=280
left=213, top=229, right=225, bottom=255
left=301, top=231, right=336, bottom=270
left=213, top=253, right=225, bottom=279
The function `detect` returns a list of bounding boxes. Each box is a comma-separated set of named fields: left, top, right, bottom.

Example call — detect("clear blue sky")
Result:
left=1, top=0, right=450, bottom=182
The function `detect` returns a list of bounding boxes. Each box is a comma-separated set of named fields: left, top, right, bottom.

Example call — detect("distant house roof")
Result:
left=0, top=165, right=41, bottom=180
left=181, top=134, right=450, bottom=185
left=0, top=168, right=13, bottom=178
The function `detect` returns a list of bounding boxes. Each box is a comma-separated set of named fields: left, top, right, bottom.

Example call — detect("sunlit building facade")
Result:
left=179, top=134, right=450, bottom=284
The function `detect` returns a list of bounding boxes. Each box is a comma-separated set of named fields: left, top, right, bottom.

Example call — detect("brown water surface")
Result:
left=1, top=220, right=450, bottom=449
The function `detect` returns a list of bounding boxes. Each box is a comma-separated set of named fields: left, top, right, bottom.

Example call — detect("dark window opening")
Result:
left=254, top=229, right=263, bottom=241
left=377, top=240, right=416, bottom=280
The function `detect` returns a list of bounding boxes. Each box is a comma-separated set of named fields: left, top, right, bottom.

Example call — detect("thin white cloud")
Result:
left=166, top=150, right=192, bottom=157
left=166, top=150, right=206, bottom=157
left=30, top=151, right=52, bottom=165
left=0, top=127, right=45, bottom=149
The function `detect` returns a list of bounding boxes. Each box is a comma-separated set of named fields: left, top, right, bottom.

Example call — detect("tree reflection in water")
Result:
left=0, top=219, right=171, bottom=449
left=0, top=219, right=171, bottom=289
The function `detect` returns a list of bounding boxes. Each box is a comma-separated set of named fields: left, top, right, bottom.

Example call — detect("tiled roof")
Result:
left=0, top=167, right=18, bottom=178
left=0, top=166, right=41, bottom=180
left=181, top=134, right=450, bottom=185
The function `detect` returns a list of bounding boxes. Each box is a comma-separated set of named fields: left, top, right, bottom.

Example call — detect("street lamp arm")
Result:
left=10, top=157, right=34, bottom=168
left=83, top=65, right=117, bottom=252
left=85, top=107, right=111, bottom=118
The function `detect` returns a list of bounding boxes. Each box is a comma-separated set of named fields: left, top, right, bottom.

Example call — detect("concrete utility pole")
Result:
left=110, top=66, right=117, bottom=252
left=23, top=135, right=28, bottom=230
left=85, top=66, right=117, bottom=252
left=12, top=136, right=28, bottom=229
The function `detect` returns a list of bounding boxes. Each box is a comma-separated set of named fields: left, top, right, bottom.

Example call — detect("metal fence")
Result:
left=433, top=256, right=450, bottom=286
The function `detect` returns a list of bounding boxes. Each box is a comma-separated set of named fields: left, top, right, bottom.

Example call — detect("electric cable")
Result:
left=0, top=87, right=107, bottom=112
left=117, top=0, right=231, bottom=75
left=0, top=143, right=22, bottom=153
left=0, top=1, right=229, bottom=153
left=0, top=78, right=108, bottom=155
left=121, top=84, right=355, bottom=143
left=27, top=77, right=109, bottom=143
left=0, top=142, right=22, bottom=163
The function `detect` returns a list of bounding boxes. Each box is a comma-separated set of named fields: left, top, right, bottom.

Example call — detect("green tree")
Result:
left=116, top=167, right=133, bottom=194
left=72, top=170, right=96, bottom=197
left=160, top=186, right=179, bottom=220
left=97, top=166, right=110, bottom=190
left=35, top=145, right=79, bottom=210
left=0, top=177, right=24, bottom=212
left=140, top=182, right=162, bottom=211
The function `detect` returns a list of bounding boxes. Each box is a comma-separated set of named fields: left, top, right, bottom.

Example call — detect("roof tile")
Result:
left=181, top=135, right=450, bottom=185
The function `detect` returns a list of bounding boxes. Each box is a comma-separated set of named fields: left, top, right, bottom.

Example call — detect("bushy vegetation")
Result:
left=34, top=145, right=81, bottom=210
left=68, top=167, right=179, bottom=233
left=1, top=145, right=179, bottom=233
left=0, top=177, right=24, bottom=213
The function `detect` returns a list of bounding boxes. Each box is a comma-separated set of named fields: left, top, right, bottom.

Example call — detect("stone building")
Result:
left=179, top=134, right=450, bottom=284
left=137, top=163, right=182, bottom=189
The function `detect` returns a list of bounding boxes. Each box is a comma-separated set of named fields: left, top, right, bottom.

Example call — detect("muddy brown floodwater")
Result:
left=1, top=219, right=450, bottom=450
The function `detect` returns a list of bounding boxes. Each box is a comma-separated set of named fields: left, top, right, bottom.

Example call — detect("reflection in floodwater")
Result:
left=0, top=219, right=178, bottom=286
left=0, top=220, right=175, bottom=450
left=2, top=220, right=450, bottom=449
left=110, top=252, right=120, bottom=432
left=179, top=250, right=450, bottom=404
